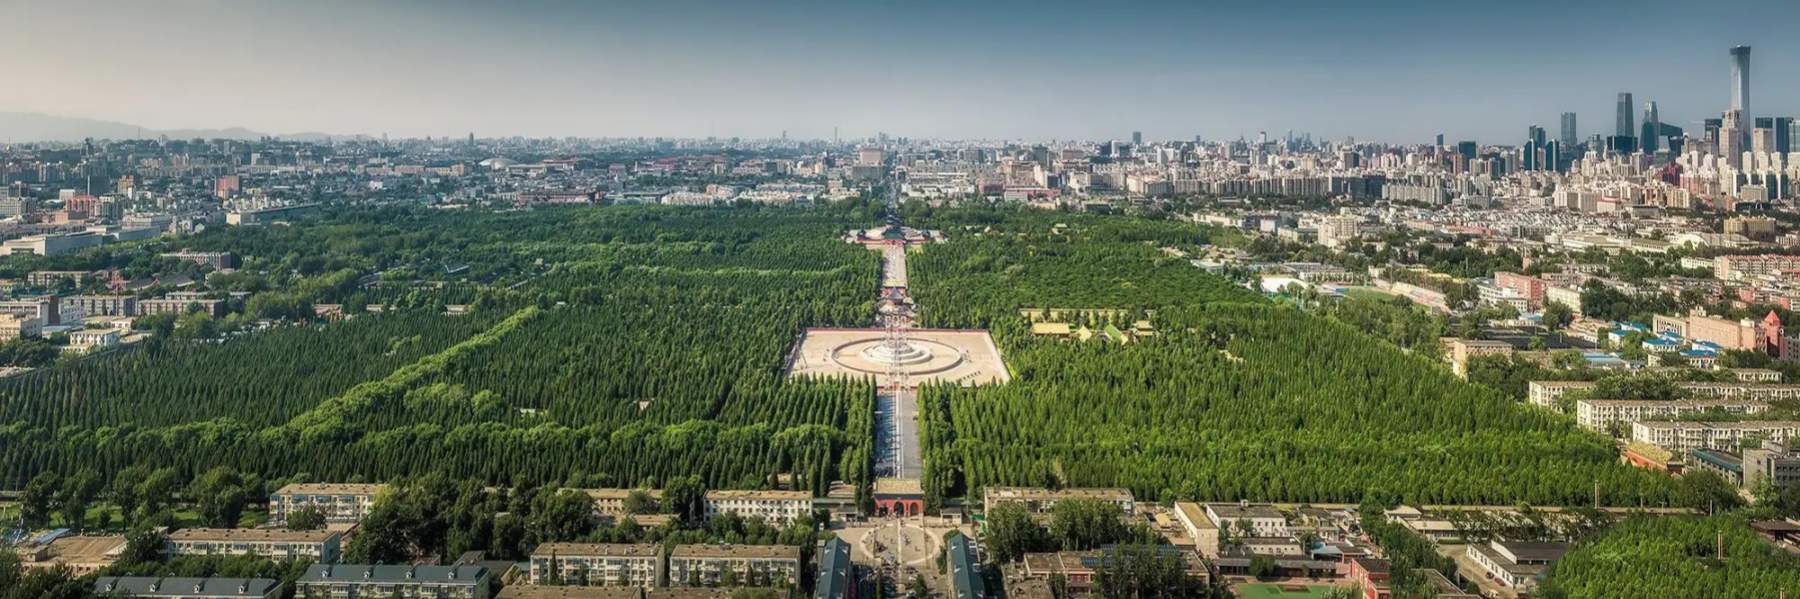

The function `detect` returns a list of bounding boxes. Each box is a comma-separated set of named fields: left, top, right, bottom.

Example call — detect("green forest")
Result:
left=1540, top=514, right=1800, bottom=599
left=907, top=208, right=1681, bottom=507
left=0, top=205, right=879, bottom=497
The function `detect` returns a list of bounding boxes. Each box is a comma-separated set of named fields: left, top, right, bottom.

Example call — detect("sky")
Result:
left=6, top=0, right=1800, bottom=143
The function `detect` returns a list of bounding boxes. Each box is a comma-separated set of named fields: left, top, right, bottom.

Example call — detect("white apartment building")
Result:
left=1203, top=503, right=1290, bottom=538
left=527, top=543, right=661, bottom=587
left=1630, top=420, right=1800, bottom=452
left=1575, top=398, right=1769, bottom=430
left=1526, top=381, right=1597, bottom=408
left=269, top=483, right=387, bottom=525
left=167, top=529, right=341, bottom=563
left=667, top=544, right=802, bottom=588
left=702, top=490, right=812, bottom=525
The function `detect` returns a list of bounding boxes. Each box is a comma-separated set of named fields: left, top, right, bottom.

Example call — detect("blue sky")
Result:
left=5, top=0, right=1799, bottom=143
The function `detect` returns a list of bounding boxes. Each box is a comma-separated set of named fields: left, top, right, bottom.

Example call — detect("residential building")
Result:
left=63, top=294, right=136, bottom=317
left=139, top=297, right=227, bottom=317
left=702, top=490, right=812, bottom=525
left=1443, top=338, right=1513, bottom=377
left=1204, top=503, right=1290, bottom=538
left=581, top=488, right=662, bottom=517
left=1347, top=557, right=1391, bottom=599
left=1714, top=254, right=1800, bottom=281
left=1464, top=540, right=1568, bottom=591
left=160, top=251, right=239, bottom=270
left=667, top=544, right=802, bottom=588
left=15, top=534, right=126, bottom=575
left=1744, top=440, right=1800, bottom=490
left=27, top=270, right=100, bottom=287
left=528, top=543, right=662, bottom=587
left=1630, top=420, right=1800, bottom=452
left=1172, top=502, right=1221, bottom=558
left=981, top=487, right=1135, bottom=516
left=167, top=528, right=342, bottom=563
left=1494, top=272, right=1547, bottom=309
left=0, top=313, right=42, bottom=340
left=295, top=564, right=490, bottom=599
left=94, top=577, right=279, bottom=599
left=1526, top=381, right=1596, bottom=408
left=1545, top=286, right=1583, bottom=315
left=813, top=538, right=855, bottom=599
left=1316, top=215, right=1362, bottom=248
left=946, top=534, right=982, bottom=599
left=1019, top=547, right=1205, bottom=595
left=496, top=588, right=642, bottom=599
left=68, top=328, right=122, bottom=352
left=1576, top=398, right=1768, bottom=430
left=269, top=483, right=386, bottom=525
left=0, top=296, right=60, bottom=325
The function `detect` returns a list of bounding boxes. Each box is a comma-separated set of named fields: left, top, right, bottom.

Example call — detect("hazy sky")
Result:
left=6, top=0, right=1800, bottom=143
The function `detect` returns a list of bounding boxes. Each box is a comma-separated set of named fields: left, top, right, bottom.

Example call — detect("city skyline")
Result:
left=5, top=0, right=1800, bottom=144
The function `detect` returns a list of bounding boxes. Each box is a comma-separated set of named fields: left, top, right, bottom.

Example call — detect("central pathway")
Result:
left=870, top=187, right=925, bottom=485
left=874, top=387, right=921, bottom=479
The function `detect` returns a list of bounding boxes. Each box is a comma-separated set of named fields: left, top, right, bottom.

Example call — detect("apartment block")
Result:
left=270, top=483, right=386, bottom=525
left=94, top=577, right=279, bottom=599
left=667, top=544, right=801, bottom=588
left=702, top=490, right=812, bottom=525
left=528, top=543, right=662, bottom=587
left=981, top=487, right=1136, bottom=516
left=1575, top=398, right=1768, bottom=430
left=296, top=564, right=490, bottom=599
left=62, top=294, right=136, bottom=317
left=139, top=297, right=227, bottom=317
left=1631, top=420, right=1800, bottom=452
left=580, top=488, right=663, bottom=516
left=167, top=528, right=342, bottom=563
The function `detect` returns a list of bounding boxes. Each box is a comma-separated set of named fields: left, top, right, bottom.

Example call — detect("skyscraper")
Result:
left=1132, top=131, right=1143, bottom=145
left=1641, top=101, right=1660, bottom=154
left=1559, top=112, right=1578, bottom=148
left=1615, top=93, right=1634, bottom=138
left=1731, top=45, right=1751, bottom=116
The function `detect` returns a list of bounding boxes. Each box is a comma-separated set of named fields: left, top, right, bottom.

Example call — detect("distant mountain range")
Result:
left=0, top=112, right=364, bottom=143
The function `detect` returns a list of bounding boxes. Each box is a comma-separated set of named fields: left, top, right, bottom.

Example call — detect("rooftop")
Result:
left=299, top=564, right=487, bottom=585
left=670, top=544, right=801, bottom=560
left=497, top=586, right=645, bottom=599
left=95, top=577, right=279, bottom=598
left=274, top=482, right=387, bottom=496
left=703, top=489, right=811, bottom=501
left=168, top=528, right=339, bottom=543
left=531, top=543, right=661, bottom=558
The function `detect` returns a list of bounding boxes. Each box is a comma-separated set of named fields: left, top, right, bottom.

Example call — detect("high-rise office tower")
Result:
left=1731, top=45, right=1751, bottom=116
left=1641, top=101, right=1661, bottom=154
left=1132, top=131, right=1142, bottom=145
left=1524, top=125, right=1543, bottom=171
left=1559, top=112, right=1578, bottom=148
left=1435, top=133, right=1444, bottom=148
left=1615, top=93, right=1635, bottom=138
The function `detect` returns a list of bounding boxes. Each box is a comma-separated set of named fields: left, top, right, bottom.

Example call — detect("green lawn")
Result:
left=1232, top=582, right=1346, bottom=599
left=5, top=502, right=265, bottom=531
